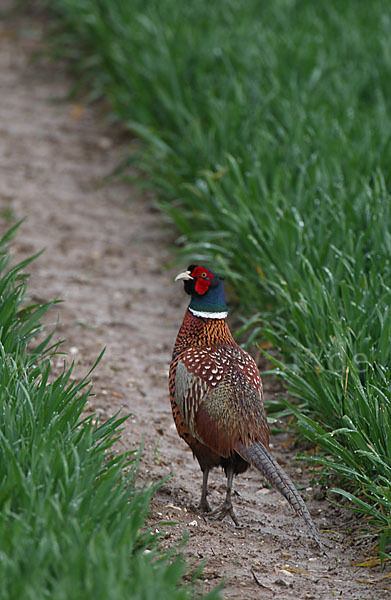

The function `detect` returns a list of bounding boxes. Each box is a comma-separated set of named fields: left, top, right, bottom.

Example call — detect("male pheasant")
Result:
left=169, top=264, right=323, bottom=549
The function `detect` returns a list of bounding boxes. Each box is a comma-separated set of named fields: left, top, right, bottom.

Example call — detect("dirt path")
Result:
left=0, top=10, right=388, bottom=600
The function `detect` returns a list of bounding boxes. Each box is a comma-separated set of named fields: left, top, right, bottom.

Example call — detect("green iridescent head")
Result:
left=175, top=264, right=228, bottom=316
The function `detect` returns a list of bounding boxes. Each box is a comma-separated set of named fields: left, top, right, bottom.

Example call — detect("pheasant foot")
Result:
left=207, top=501, right=239, bottom=526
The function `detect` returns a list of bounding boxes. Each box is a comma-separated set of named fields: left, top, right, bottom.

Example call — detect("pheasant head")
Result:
left=175, top=264, right=228, bottom=318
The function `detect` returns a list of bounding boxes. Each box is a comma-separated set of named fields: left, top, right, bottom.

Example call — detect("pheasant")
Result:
left=169, top=264, right=323, bottom=549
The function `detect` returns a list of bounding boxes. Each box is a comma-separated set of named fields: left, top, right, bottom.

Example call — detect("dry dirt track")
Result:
left=0, top=9, right=389, bottom=600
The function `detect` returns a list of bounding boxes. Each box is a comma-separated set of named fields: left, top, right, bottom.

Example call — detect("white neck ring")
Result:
left=189, top=307, right=228, bottom=319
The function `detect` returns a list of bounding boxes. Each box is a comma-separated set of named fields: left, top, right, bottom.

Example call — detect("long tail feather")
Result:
left=236, top=441, right=324, bottom=550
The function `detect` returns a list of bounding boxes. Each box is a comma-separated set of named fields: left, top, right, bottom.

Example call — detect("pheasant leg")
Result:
left=198, top=467, right=212, bottom=512
left=207, top=465, right=239, bottom=526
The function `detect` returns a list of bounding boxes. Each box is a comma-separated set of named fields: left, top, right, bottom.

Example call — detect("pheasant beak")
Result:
left=174, top=270, right=194, bottom=282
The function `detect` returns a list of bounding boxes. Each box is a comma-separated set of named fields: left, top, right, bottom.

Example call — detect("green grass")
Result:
left=32, top=0, right=391, bottom=552
left=0, top=224, right=220, bottom=598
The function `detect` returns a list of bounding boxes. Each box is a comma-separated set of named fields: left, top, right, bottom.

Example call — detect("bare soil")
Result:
left=0, top=10, right=389, bottom=600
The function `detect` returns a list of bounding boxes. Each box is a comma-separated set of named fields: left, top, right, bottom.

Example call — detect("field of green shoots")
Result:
left=36, top=0, right=391, bottom=555
left=0, top=224, right=219, bottom=598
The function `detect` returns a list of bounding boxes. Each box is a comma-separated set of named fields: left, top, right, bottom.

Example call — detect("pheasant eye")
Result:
left=200, top=272, right=208, bottom=278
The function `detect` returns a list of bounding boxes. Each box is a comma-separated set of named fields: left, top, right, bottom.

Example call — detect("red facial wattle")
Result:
left=195, top=277, right=210, bottom=295
left=191, top=266, right=215, bottom=295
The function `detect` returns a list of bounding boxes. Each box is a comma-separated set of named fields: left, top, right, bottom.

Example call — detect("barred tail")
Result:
left=236, top=441, right=324, bottom=551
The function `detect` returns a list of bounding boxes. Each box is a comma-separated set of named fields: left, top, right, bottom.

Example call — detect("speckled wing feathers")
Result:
left=174, top=361, right=209, bottom=439
left=174, top=345, right=270, bottom=456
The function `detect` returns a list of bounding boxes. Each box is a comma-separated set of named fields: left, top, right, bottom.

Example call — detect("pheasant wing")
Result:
left=174, top=345, right=270, bottom=457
